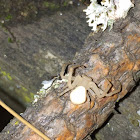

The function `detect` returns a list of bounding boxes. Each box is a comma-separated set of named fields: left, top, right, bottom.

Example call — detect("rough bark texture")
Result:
left=0, top=0, right=140, bottom=140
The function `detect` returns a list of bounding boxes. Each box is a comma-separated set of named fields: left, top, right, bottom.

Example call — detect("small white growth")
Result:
left=83, top=0, right=134, bottom=32
left=53, top=79, right=68, bottom=89
left=41, top=78, right=56, bottom=90
left=45, top=51, right=57, bottom=59
left=137, top=109, right=140, bottom=116
left=32, top=77, right=67, bottom=104
left=32, top=95, right=40, bottom=104
left=70, top=86, right=87, bottom=105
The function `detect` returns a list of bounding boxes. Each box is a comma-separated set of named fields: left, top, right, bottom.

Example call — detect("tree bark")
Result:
left=0, top=0, right=140, bottom=140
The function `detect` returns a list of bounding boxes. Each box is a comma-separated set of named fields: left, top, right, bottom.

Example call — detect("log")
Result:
left=0, top=0, right=140, bottom=140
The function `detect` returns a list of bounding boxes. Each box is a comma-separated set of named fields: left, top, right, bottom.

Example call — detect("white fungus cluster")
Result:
left=83, top=0, right=134, bottom=32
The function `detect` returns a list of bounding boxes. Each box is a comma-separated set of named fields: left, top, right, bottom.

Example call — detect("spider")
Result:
left=59, top=63, right=121, bottom=104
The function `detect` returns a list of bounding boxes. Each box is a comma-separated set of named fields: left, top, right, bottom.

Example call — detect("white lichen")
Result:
left=32, top=77, right=68, bottom=105
left=137, top=109, right=140, bottom=116
left=41, top=78, right=56, bottom=90
left=83, top=0, right=134, bottom=32
left=32, top=78, right=57, bottom=104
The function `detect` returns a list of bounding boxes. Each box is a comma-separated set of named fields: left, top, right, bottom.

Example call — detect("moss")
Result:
left=0, top=0, right=73, bottom=26
left=24, top=92, right=34, bottom=103
left=80, top=0, right=89, bottom=3
left=0, top=67, right=35, bottom=106
left=95, top=133, right=104, bottom=140
left=15, top=86, right=34, bottom=104
left=7, top=73, right=12, bottom=80
left=130, top=119, right=139, bottom=127
left=5, top=14, right=12, bottom=21
left=21, top=87, right=28, bottom=92
left=14, top=121, right=19, bottom=125
left=43, top=1, right=59, bottom=10
left=24, top=96, right=32, bottom=103
left=8, top=37, right=13, bottom=43
left=128, top=114, right=140, bottom=127
left=0, top=69, right=12, bottom=80
left=62, top=1, right=69, bottom=7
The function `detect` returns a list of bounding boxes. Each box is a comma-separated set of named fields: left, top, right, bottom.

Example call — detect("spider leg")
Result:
left=89, top=79, right=121, bottom=98
left=71, top=75, right=82, bottom=88
left=98, top=78, right=112, bottom=97
left=59, top=64, right=81, bottom=96
left=67, top=64, right=81, bottom=89
left=59, top=75, right=81, bottom=97
left=60, top=63, right=77, bottom=81
left=88, top=89, right=96, bottom=98
left=89, top=82, right=105, bottom=98
left=60, top=63, right=71, bottom=80
left=106, top=82, right=121, bottom=96
left=101, top=79, right=121, bottom=97
left=87, top=91, right=95, bottom=108
left=102, top=79, right=112, bottom=94
left=59, top=88, right=71, bottom=97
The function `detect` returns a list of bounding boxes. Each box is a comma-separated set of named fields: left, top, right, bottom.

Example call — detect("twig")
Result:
left=0, top=100, right=50, bottom=140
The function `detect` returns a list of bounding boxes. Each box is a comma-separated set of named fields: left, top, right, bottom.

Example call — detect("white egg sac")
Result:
left=70, top=86, right=87, bottom=105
